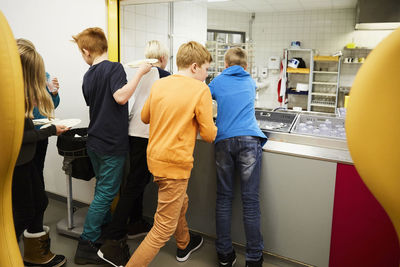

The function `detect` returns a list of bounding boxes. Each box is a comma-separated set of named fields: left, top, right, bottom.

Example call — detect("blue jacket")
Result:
left=209, top=65, right=267, bottom=145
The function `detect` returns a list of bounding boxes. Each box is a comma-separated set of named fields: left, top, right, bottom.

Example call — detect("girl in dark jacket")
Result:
left=13, top=39, right=68, bottom=267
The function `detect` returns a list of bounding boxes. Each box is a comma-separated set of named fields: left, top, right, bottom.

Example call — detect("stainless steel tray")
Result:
left=291, top=113, right=346, bottom=139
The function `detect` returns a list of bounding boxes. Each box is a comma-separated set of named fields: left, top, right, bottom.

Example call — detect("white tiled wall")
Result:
left=121, top=2, right=207, bottom=74
left=208, top=7, right=394, bottom=109
left=208, top=9, right=251, bottom=39
left=121, top=3, right=169, bottom=68
left=253, top=8, right=392, bottom=68
left=173, top=1, right=208, bottom=73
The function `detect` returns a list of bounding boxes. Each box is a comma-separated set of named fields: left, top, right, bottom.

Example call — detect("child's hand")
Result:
left=137, top=63, right=152, bottom=76
left=55, top=124, right=70, bottom=136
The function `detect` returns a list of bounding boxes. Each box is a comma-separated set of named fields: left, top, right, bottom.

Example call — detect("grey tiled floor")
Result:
left=17, top=198, right=303, bottom=267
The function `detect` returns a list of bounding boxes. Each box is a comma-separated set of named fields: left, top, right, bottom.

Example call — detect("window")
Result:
left=207, top=29, right=245, bottom=44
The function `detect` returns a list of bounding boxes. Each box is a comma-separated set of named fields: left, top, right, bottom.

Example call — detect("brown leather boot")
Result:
left=23, top=226, right=66, bottom=267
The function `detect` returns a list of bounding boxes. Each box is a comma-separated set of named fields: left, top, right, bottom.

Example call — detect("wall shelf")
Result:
left=287, top=68, right=310, bottom=74
left=310, top=101, right=336, bottom=108
left=314, top=56, right=339, bottom=62
left=342, top=62, right=363, bottom=64
left=312, top=82, right=337, bottom=85
left=313, top=71, right=338, bottom=74
left=311, top=92, right=337, bottom=96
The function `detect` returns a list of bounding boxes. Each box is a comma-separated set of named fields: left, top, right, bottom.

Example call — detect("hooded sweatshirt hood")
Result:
left=208, top=65, right=267, bottom=145
left=221, top=65, right=249, bottom=77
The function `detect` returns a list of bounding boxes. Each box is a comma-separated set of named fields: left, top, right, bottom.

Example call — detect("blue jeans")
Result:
left=81, top=149, right=126, bottom=242
left=215, top=136, right=264, bottom=261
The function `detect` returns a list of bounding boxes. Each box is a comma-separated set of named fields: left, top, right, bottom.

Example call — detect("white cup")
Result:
left=344, top=57, right=352, bottom=63
left=47, top=75, right=58, bottom=93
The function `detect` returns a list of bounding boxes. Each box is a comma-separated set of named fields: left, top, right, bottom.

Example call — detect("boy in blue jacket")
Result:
left=209, top=47, right=267, bottom=267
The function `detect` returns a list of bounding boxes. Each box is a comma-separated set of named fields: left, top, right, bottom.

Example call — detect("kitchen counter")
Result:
left=144, top=111, right=353, bottom=267
left=144, top=134, right=342, bottom=266
left=263, top=131, right=353, bottom=164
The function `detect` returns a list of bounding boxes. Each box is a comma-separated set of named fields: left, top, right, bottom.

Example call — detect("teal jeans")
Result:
left=81, top=149, right=126, bottom=242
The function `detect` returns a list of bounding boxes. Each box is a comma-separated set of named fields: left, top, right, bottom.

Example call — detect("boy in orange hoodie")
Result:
left=126, top=41, right=217, bottom=267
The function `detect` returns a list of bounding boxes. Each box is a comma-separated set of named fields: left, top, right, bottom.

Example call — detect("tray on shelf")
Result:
left=255, top=110, right=298, bottom=133
left=291, top=113, right=346, bottom=139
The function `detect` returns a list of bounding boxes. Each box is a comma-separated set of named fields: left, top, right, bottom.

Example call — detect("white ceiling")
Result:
left=206, top=0, right=358, bottom=12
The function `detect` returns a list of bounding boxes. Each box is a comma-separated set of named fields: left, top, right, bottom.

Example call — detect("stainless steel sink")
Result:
left=255, top=110, right=297, bottom=133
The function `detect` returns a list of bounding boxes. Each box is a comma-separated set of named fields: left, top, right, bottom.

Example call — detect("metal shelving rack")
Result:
left=283, top=48, right=314, bottom=110
left=309, top=55, right=341, bottom=113
left=206, top=41, right=255, bottom=79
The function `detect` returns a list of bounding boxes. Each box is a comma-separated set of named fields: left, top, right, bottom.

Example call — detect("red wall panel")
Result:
left=329, top=163, right=399, bottom=267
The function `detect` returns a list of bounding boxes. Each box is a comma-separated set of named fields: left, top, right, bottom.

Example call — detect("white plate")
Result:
left=41, top=118, right=81, bottom=129
left=126, top=58, right=158, bottom=68
left=33, top=118, right=60, bottom=125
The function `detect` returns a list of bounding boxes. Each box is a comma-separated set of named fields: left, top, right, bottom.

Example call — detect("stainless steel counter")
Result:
left=254, top=108, right=353, bottom=164
left=263, top=131, right=353, bottom=164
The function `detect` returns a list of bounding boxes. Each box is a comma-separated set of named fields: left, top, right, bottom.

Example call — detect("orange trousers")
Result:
left=126, top=178, right=190, bottom=267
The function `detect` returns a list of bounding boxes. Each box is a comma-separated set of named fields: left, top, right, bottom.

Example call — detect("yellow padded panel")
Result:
left=107, top=0, right=119, bottom=62
left=346, top=28, right=400, bottom=241
left=0, top=11, right=25, bottom=267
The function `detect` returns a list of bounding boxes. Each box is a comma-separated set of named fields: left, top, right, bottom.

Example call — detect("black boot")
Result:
left=218, top=249, right=236, bottom=267
left=74, top=238, right=105, bottom=265
left=97, top=238, right=130, bottom=267
left=246, top=256, right=263, bottom=267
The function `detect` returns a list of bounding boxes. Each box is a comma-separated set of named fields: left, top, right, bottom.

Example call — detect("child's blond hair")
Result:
left=17, top=39, right=54, bottom=119
left=225, top=47, right=247, bottom=69
left=145, top=40, right=169, bottom=60
left=72, top=27, right=108, bottom=56
left=176, top=41, right=212, bottom=70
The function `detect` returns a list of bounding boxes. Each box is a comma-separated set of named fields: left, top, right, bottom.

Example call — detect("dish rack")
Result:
left=291, top=113, right=346, bottom=139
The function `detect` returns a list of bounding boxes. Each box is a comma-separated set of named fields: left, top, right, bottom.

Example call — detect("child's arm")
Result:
left=195, top=88, right=217, bottom=143
left=113, top=63, right=152, bottom=105
left=141, top=92, right=151, bottom=124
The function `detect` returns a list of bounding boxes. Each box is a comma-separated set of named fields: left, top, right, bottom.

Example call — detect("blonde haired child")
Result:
left=125, top=41, right=217, bottom=267
left=224, top=46, right=248, bottom=69
left=145, top=40, right=168, bottom=67
left=17, top=39, right=54, bottom=118
left=16, top=38, right=63, bottom=209
left=13, top=39, right=68, bottom=267
left=209, top=46, right=266, bottom=267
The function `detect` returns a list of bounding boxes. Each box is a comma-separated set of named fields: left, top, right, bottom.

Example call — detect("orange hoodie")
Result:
left=141, top=74, right=217, bottom=179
